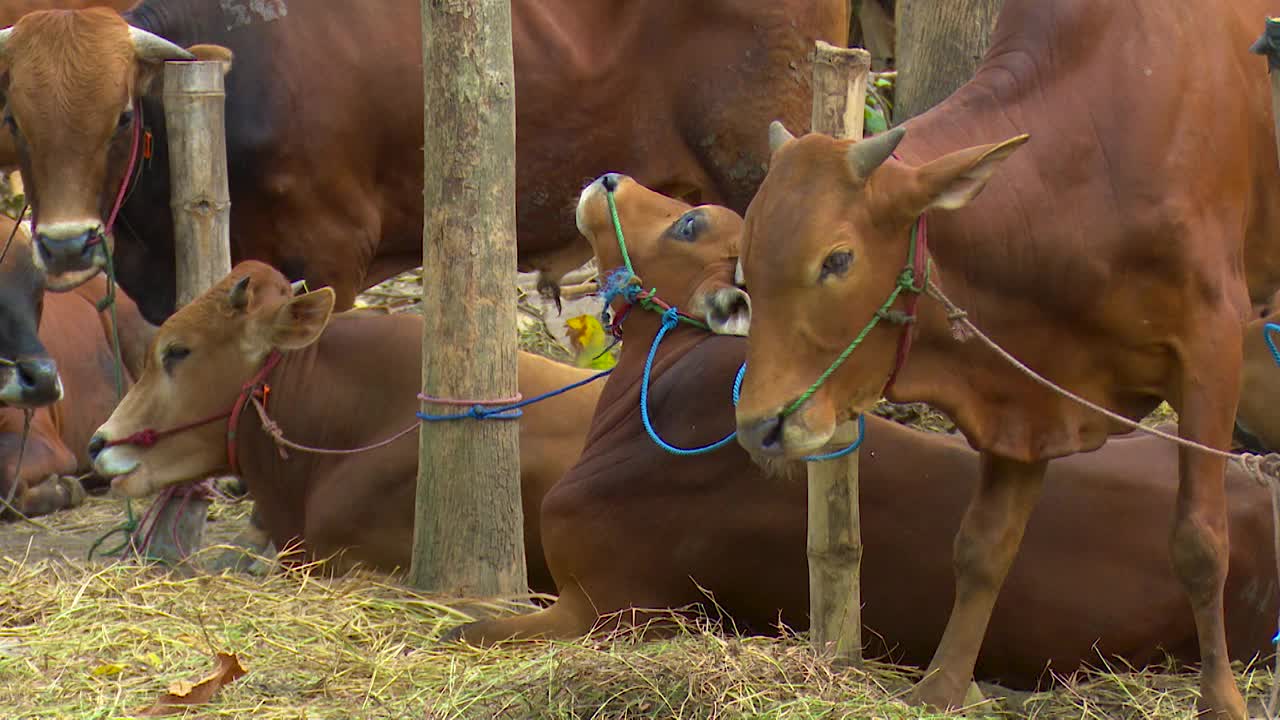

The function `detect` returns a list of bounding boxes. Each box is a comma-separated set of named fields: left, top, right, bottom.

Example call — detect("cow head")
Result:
left=0, top=9, right=231, bottom=291
left=0, top=220, right=61, bottom=407
left=734, top=122, right=1027, bottom=457
left=89, top=261, right=334, bottom=497
left=576, top=173, right=750, bottom=335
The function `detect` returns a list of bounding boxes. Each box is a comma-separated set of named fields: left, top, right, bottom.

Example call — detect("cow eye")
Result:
left=162, top=344, right=190, bottom=374
left=819, top=250, right=853, bottom=281
left=116, top=109, right=133, bottom=131
left=2, top=113, right=16, bottom=135
left=672, top=212, right=699, bottom=242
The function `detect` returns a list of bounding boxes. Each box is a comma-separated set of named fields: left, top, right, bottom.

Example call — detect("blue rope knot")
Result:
left=598, top=267, right=645, bottom=319
left=1265, top=323, right=1280, bottom=369
left=659, top=306, right=680, bottom=330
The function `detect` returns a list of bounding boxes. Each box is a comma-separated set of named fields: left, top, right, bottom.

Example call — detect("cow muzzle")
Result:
left=736, top=408, right=836, bottom=459
left=0, top=356, right=63, bottom=408
left=87, top=431, right=143, bottom=491
left=33, top=222, right=106, bottom=290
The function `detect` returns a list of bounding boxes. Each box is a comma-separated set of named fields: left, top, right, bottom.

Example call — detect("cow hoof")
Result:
left=439, top=623, right=477, bottom=646
left=906, top=671, right=970, bottom=712
left=58, top=475, right=87, bottom=508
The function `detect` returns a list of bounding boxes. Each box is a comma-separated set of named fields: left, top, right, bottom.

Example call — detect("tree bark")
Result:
left=807, top=42, right=870, bottom=667
left=893, top=0, right=1002, bottom=122
left=410, top=0, right=526, bottom=595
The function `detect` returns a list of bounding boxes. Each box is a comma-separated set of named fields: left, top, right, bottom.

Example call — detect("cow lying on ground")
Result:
left=88, top=262, right=603, bottom=591
left=0, top=217, right=60, bottom=409
left=2, top=270, right=152, bottom=518
left=0, top=0, right=846, bottom=323
left=449, top=175, right=1278, bottom=690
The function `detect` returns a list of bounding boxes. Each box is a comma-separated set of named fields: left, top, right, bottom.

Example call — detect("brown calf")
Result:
left=88, top=262, right=601, bottom=589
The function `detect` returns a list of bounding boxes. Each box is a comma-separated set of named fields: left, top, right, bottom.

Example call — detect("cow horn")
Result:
left=0, top=27, right=12, bottom=57
left=768, top=121, right=795, bottom=154
left=129, top=26, right=194, bottom=62
left=846, top=126, right=906, bottom=181
left=228, top=275, right=252, bottom=311
left=290, top=279, right=308, bottom=296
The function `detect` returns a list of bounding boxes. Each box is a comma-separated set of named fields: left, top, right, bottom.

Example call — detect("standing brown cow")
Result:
left=732, top=0, right=1280, bottom=717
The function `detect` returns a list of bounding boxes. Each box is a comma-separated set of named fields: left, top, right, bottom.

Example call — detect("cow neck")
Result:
left=868, top=57, right=1055, bottom=437
left=591, top=305, right=711, bottom=425
left=229, top=313, right=422, bottom=489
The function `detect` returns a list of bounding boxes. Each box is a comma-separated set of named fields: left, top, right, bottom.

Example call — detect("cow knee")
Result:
left=1170, top=512, right=1229, bottom=607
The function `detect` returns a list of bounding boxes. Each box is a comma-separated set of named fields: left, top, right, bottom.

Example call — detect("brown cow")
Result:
left=87, top=262, right=603, bottom=589
left=0, top=0, right=846, bottom=324
left=1, top=272, right=152, bottom=517
left=449, top=175, right=1278, bottom=689
left=731, top=0, right=1280, bottom=716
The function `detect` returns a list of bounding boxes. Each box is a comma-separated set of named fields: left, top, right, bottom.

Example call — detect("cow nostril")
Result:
left=15, top=357, right=56, bottom=392
left=87, top=434, right=106, bottom=459
left=16, top=363, right=36, bottom=389
left=760, top=415, right=784, bottom=451
left=33, top=231, right=96, bottom=261
left=34, top=236, right=54, bottom=262
left=601, top=173, right=621, bottom=192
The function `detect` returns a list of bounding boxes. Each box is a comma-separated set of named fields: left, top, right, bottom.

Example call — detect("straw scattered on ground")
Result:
left=1, top=553, right=1274, bottom=720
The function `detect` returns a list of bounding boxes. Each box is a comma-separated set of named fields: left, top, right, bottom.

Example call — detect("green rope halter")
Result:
left=780, top=222, right=928, bottom=418
left=604, top=187, right=709, bottom=331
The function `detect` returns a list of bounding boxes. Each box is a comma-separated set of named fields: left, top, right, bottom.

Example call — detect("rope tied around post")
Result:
left=418, top=369, right=613, bottom=424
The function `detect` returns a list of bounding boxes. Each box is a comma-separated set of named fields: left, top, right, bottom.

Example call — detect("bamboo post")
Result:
left=410, top=0, right=526, bottom=594
left=806, top=41, right=871, bottom=665
left=133, top=61, right=232, bottom=567
left=1251, top=18, right=1280, bottom=170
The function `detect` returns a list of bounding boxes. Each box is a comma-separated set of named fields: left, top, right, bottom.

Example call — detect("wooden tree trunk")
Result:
left=849, top=0, right=897, bottom=70
left=893, top=0, right=1002, bottom=121
left=807, top=41, right=870, bottom=666
left=138, top=60, right=233, bottom=568
left=410, top=0, right=526, bottom=595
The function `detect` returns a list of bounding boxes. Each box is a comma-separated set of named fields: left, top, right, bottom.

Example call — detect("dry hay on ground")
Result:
left=0, top=553, right=1273, bottom=719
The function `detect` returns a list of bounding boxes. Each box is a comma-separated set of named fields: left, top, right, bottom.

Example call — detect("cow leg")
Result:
left=11, top=474, right=86, bottom=518
left=1170, top=340, right=1247, bottom=720
left=908, top=454, right=1045, bottom=710
left=446, top=583, right=597, bottom=646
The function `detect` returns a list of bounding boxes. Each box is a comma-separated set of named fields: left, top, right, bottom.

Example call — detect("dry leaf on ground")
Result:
left=136, top=652, right=247, bottom=717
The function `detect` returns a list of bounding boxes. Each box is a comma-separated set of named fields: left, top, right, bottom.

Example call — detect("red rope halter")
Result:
left=882, top=212, right=928, bottom=396
left=104, top=350, right=283, bottom=476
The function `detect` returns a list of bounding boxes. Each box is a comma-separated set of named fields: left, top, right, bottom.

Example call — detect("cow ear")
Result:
left=134, top=43, right=232, bottom=95
left=913, top=134, right=1029, bottom=212
left=186, top=44, right=234, bottom=75
left=269, top=287, right=335, bottom=350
